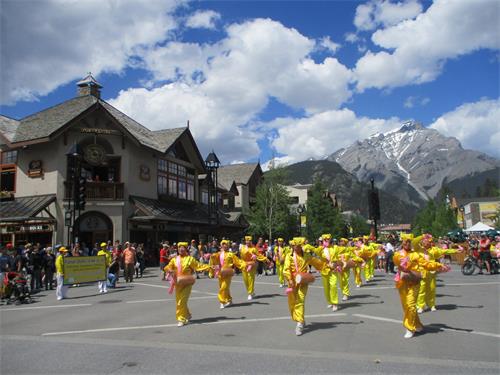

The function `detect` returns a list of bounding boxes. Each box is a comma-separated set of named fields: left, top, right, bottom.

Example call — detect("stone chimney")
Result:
left=76, top=73, right=102, bottom=98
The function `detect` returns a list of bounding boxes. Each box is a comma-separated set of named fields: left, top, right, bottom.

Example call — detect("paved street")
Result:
left=1, top=266, right=499, bottom=374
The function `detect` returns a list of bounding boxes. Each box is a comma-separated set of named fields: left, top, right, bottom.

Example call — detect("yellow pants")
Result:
left=276, top=263, right=285, bottom=285
left=242, top=269, right=256, bottom=295
left=364, top=258, right=374, bottom=280
left=218, top=275, right=232, bottom=304
left=354, top=266, right=363, bottom=286
left=417, top=272, right=437, bottom=309
left=398, top=281, right=423, bottom=332
left=321, top=272, right=339, bottom=305
left=175, top=284, right=193, bottom=323
left=340, top=269, right=350, bottom=296
left=288, top=284, right=308, bottom=323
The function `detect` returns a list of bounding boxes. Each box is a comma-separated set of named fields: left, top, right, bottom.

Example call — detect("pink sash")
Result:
left=176, top=255, right=182, bottom=274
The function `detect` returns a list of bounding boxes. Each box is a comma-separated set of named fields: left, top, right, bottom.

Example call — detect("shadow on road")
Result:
left=341, top=300, right=384, bottom=308
left=348, top=294, right=380, bottom=300
left=305, top=320, right=363, bottom=333
left=423, top=323, right=474, bottom=335
left=189, top=316, right=245, bottom=324
left=435, top=303, right=483, bottom=310
left=435, top=294, right=461, bottom=298
left=254, top=293, right=282, bottom=299
left=67, top=288, right=131, bottom=299
left=231, top=301, right=270, bottom=308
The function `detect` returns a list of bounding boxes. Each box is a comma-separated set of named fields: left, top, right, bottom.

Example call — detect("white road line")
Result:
left=126, top=296, right=215, bottom=304
left=353, top=313, right=500, bottom=339
left=1, top=303, right=92, bottom=312
left=41, top=313, right=346, bottom=336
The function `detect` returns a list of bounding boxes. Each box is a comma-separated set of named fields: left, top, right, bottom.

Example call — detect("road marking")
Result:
left=1, top=303, right=92, bottom=312
left=133, top=282, right=218, bottom=296
left=353, top=313, right=500, bottom=339
left=126, top=296, right=215, bottom=304
left=41, top=313, right=346, bottom=336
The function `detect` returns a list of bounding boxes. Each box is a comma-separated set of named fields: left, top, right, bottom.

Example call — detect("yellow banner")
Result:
left=63, top=256, right=107, bottom=285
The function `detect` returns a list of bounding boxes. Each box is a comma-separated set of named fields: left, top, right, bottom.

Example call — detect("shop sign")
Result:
left=63, top=256, right=107, bottom=285
left=1, top=224, right=53, bottom=234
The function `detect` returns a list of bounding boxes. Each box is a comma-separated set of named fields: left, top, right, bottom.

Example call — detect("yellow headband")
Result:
left=277, top=238, right=284, bottom=242
left=244, top=236, right=252, bottom=242
left=400, top=233, right=414, bottom=241
left=177, top=242, right=188, bottom=248
left=340, top=238, right=348, bottom=242
left=321, top=234, right=332, bottom=240
left=291, top=237, right=305, bottom=246
left=220, top=239, right=230, bottom=246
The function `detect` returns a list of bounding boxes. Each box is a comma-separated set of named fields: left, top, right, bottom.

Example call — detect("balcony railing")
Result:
left=65, top=182, right=124, bottom=200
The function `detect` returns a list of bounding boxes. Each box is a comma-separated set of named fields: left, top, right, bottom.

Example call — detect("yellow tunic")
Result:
left=393, top=249, right=444, bottom=332
left=240, top=245, right=268, bottom=295
left=164, top=255, right=210, bottom=323
left=210, top=251, right=244, bottom=304
left=274, top=245, right=290, bottom=285
left=283, top=252, right=325, bottom=323
left=315, top=245, right=343, bottom=305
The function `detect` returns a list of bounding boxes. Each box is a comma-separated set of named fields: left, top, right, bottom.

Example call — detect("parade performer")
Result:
left=337, top=238, right=364, bottom=300
left=210, top=240, right=244, bottom=309
left=55, top=247, right=69, bottom=301
left=164, top=242, right=211, bottom=326
left=314, top=234, right=343, bottom=311
left=393, top=233, right=448, bottom=338
left=240, top=236, right=270, bottom=300
left=283, top=237, right=325, bottom=336
left=362, top=236, right=376, bottom=282
left=97, top=242, right=112, bottom=294
left=416, top=234, right=460, bottom=313
left=352, top=238, right=368, bottom=287
left=274, top=238, right=289, bottom=287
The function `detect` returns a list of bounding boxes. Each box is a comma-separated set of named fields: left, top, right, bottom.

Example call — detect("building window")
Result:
left=158, top=159, right=195, bottom=201
left=1, top=150, right=17, bottom=164
left=201, top=190, right=209, bottom=205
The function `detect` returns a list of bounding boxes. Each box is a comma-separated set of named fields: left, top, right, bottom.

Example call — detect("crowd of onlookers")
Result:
left=1, top=231, right=498, bottom=303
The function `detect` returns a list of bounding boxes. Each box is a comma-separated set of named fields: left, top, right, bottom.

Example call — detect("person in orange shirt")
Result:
left=123, top=242, right=136, bottom=283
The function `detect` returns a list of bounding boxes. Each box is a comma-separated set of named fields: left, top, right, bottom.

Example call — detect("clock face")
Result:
left=84, top=144, right=106, bottom=166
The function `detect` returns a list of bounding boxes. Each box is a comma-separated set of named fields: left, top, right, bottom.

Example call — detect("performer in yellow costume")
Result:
left=337, top=238, right=364, bottom=300
left=313, top=234, right=343, bottom=311
left=283, top=237, right=325, bottom=336
left=210, top=240, right=244, bottom=309
left=393, top=233, right=448, bottom=338
left=416, top=234, right=459, bottom=313
left=362, top=236, right=377, bottom=282
left=353, top=238, right=369, bottom=287
left=239, top=235, right=270, bottom=300
left=274, top=238, right=289, bottom=287
left=164, top=242, right=211, bottom=326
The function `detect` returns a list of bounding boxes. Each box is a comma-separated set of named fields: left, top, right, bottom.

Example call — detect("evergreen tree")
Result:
left=349, top=214, right=371, bottom=237
left=305, top=179, right=346, bottom=241
left=246, top=167, right=295, bottom=240
left=413, top=199, right=458, bottom=236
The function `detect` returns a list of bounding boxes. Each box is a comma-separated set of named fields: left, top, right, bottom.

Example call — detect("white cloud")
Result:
left=354, top=0, right=423, bottom=31
left=318, top=36, right=341, bottom=54
left=345, top=32, right=360, bottom=43
left=355, top=0, right=500, bottom=91
left=0, top=0, right=182, bottom=105
left=111, top=18, right=354, bottom=163
left=430, top=98, right=500, bottom=158
left=185, top=10, right=221, bottom=30
left=404, top=95, right=430, bottom=108
left=264, top=109, right=401, bottom=164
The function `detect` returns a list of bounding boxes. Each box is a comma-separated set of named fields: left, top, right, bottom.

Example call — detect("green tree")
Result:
left=413, top=199, right=458, bottom=236
left=305, top=179, right=346, bottom=241
left=349, top=214, right=371, bottom=237
left=246, top=167, right=295, bottom=240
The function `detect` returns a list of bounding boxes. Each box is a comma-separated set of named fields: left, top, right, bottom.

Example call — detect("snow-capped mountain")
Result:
left=329, top=121, right=499, bottom=205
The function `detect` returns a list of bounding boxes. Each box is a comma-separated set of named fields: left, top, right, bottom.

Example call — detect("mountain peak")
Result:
left=398, top=120, right=424, bottom=133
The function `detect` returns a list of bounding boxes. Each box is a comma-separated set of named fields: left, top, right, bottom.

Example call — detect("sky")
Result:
left=1, top=0, right=499, bottom=166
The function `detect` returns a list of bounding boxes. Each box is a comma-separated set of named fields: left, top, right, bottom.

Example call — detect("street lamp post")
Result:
left=66, top=143, right=83, bottom=246
left=205, top=151, right=220, bottom=228
left=459, top=206, right=466, bottom=230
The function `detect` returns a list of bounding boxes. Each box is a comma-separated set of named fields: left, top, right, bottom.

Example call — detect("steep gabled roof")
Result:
left=0, top=115, right=19, bottom=143
left=153, top=128, right=188, bottom=152
left=13, top=95, right=98, bottom=143
left=218, top=163, right=262, bottom=190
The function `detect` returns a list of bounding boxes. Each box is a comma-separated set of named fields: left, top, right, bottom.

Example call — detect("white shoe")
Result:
left=220, top=303, right=225, bottom=309
left=342, top=295, right=348, bottom=301
left=332, top=305, right=338, bottom=312
left=430, top=306, right=437, bottom=311
left=99, top=290, right=103, bottom=294
left=327, top=304, right=333, bottom=309
left=295, top=322, right=304, bottom=336
left=247, top=294, right=253, bottom=301
left=356, top=284, right=361, bottom=288
left=223, top=301, right=232, bottom=308
left=177, top=321, right=185, bottom=327
left=57, top=297, right=63, bottom=301
left=279, top=284, right=284, bottom=288
left=404, top=329, right=414, bottom=339
left=417, top=307, right=424, bottom=314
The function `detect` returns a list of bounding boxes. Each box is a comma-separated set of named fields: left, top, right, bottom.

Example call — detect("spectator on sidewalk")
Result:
left=123, top=242, right=136, bottom=283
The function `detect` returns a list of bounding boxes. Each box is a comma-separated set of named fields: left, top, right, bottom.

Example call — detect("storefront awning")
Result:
left=0, top=194, right=57, bottom=222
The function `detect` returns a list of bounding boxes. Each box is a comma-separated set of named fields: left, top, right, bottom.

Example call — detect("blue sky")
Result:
left=1, top=0, right=499, bottom=165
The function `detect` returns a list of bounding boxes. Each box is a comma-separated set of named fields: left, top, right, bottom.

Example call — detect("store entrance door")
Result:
left=75, top=212, right=113, bottom=248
